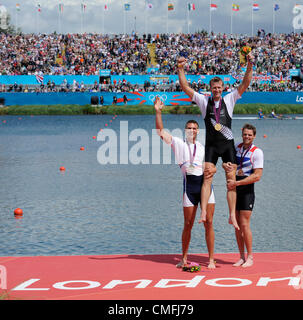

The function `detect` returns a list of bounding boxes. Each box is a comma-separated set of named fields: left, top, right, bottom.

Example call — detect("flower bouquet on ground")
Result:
left=182, top=262, right=201, bottom=272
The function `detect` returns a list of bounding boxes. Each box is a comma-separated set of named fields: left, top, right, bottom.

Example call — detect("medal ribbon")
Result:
left=187, top=143, right=197, bottom=166
left=212, top=97, right=222, bottom=124
left=240, top=144, right=252, bottom=169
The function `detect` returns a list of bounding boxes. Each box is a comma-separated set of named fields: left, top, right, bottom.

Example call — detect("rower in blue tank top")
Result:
left=223, top=123, right=264, bottom=268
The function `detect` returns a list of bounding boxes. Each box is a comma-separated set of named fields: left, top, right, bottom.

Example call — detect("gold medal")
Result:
left=238, top=169, right=244, bottom=176
left=214, top=123, right=222, bottom=131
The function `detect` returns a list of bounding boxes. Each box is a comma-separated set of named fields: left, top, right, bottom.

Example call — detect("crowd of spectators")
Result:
left=1, top=31, right=303, bottom=92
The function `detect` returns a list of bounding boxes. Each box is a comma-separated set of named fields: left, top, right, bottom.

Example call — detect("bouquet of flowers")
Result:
left=239, top=46, right=252, bottom=66
left=182, top=262, right=201, bottom=272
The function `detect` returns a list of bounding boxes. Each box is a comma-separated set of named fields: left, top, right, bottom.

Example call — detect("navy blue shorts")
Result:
left=236, top=176, right=255, bottom=211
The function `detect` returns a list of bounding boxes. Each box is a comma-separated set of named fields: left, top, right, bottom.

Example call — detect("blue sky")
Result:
left=1, top=0, right=302, bottom=35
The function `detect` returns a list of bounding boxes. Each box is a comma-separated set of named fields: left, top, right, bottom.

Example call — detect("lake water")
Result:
left=0, top=114, right=302, bottom=257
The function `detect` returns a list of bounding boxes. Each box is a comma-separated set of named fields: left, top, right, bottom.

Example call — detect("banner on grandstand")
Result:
left=100, top=69, right=111, bottom=76
left=2, top=92, right=303, bottom=106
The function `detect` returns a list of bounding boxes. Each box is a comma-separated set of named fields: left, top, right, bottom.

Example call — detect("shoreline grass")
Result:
left=0, top=103, right=302, bottom=115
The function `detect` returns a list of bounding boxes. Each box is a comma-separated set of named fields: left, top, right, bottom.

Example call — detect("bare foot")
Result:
left=198, top=210, right=207, bottom=223
left=242, top=256, right=253, bottom=268
left=176, top=260, right=187, bottom=268
left=229, top=215, right=240, bottom=230
left=233, top=258, right=245, bottom=267
left=208, top=260, right=216, bottom=269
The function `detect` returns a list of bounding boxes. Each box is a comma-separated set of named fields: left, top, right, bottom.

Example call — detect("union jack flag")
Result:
left=36, top=74, right=44, bottom=84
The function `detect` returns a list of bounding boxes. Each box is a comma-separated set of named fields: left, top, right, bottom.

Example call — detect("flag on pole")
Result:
left=168, top=3, right=174, bottom=11
left=274, top=4, right=280, bottom=11
left=232, top=4, right=240, bottom=11
left=81, top=3, right=86, bottom=12
left=252, top=3, right=259, bottom=11
left=210, top=3, right=218, bottom=11
left=146, top=3, right=153, bottom=9
left=188, top=3, right=196, bottom=11
left=16, top=3, right=20, bottom=11
left=59, top=3, right=64, bottom=13
left=37, top=4, right=41, bottom=12
left=124, top=3, right=131, bottom=11
left=104, top=4, right=109, bottom=11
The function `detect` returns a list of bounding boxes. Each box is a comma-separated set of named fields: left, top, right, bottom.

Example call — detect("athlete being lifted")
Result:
left=177, top=50, right=254, bottom=230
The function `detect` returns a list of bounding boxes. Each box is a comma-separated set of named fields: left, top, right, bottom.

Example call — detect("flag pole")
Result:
left=58, top=3, right=62, bottom=34
left=230, top=4, right=233, bottom=35
left=145, top=0, right=147, bottom=35
left=123, top=3, right=126, bottom=34
left=166, top=1, right=168, bottom=34
left=15, top=6, right=18, bottom=33
left=252, top=2, right=253, bottom=37
left=209, top=0, right=211, bottom=34
left=103, top=4, right=105, bottom=35
left=273, top=1, right=276, bottom=34
left=36, top=1, right=39, bottom=34
left=80, top=3, right=83, bottom=34
left=187, top=4, right=189, bottom=33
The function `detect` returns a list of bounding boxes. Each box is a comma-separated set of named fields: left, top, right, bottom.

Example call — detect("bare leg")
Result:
left=225, top=164, right=239, bottom=230
left=177, top=205, right=198, bottom=268
left=233, top=211, right=245, bottom=266
left=199, top=162, right=215, bottom=223
left=239, top=210, right=253, bottom=267
left=203, top=203, right=216, bottom=269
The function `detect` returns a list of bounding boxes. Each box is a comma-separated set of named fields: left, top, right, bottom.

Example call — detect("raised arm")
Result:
left=154, top=96, right=172, bottom=144
left=237, top=52, right=254, bottom=96
left=177, top=57, right=195, bottom=100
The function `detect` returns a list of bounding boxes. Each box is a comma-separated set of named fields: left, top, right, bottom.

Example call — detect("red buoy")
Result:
left=59, top=166, right=66, bottom=171
left=92, top=136, right=96, bottom=139
left=297, top=145, right=301, bottom=150
left=80, top=147, right=85, bottom=151
left=14, top=208, right=23, bottom=216
left=263, top=134, right=267, bottom=138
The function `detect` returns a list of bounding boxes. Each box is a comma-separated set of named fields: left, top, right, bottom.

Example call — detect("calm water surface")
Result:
left=0, top=114, right=302, bottom=256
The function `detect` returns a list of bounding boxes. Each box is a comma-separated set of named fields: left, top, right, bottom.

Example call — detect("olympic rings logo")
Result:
left=149, top=94, right=167, bottom=102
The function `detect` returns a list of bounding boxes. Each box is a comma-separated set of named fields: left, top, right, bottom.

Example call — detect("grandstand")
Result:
left=1, top=32, right=303, bottom=105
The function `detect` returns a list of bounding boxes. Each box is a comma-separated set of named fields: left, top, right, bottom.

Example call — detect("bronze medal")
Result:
left=214, top=123, right=222, bottom=131
left=238, top=169, right=244, bottom=176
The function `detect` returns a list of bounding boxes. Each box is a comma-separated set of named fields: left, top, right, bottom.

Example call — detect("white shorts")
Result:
left=183, top=186, right=215, bottom=207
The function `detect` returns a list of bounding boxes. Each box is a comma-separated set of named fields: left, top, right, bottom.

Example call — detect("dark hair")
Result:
left=185, top=120, right=199, bottom=129
left=209, top=76, right=224, bottom=88
left=242, top=123, right=256, bottom=135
